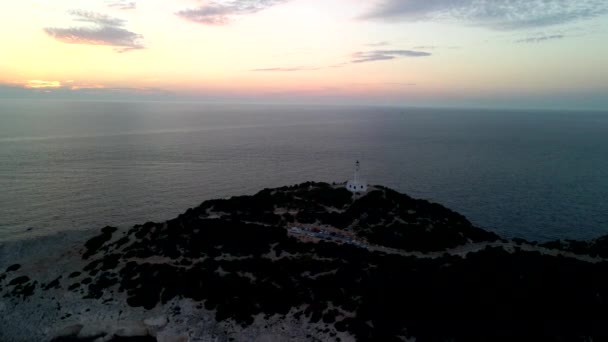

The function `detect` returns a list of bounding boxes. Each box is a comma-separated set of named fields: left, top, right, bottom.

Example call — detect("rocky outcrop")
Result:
left=2, top=182, right=608, bottom=342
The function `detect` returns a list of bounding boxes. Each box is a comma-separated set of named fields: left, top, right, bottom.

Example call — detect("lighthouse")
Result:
left=346, top=160, right=367, bottom=193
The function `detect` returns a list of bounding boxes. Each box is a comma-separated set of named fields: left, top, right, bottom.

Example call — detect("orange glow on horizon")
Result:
left=24, top=80, right=62, bottom=89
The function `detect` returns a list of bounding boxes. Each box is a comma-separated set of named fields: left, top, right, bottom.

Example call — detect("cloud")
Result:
left=251, top=49, right=431, bottom=72
left=106, top=1, right=136, bottom=10
left=24, top=80, right=62, bottom=89
left=0, top=81, right=173, bottom=101
left=362, top=0, right=608, bottom=30
left=177, top=0, right=286, bottom=25
left=74, top=86, right=173, bottom=96
left=69, top=84, right=106, bottom=90
left=515, top=34, right=565, bottom=43
left=351, top=50, right=431, bottom=63
left=44, top=10, right=144, bottom=52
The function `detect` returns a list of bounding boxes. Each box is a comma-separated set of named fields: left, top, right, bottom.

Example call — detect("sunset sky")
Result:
left=1, top=0, right=607, bottom=109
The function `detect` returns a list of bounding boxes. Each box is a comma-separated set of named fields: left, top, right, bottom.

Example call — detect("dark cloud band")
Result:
left=177, top=0, right=286, bottom=25
left=515, top=34, right=565, bottom=43
left=351, top=50, right=431, bottom=63
left=362, top=0, right=608, bottom=30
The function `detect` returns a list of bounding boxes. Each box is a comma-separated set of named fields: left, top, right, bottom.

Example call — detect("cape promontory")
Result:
left=1, top=182, right=608, bottom=342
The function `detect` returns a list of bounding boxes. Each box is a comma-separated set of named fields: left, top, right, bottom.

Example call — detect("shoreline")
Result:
left=2, top=182, right=608, bottom=341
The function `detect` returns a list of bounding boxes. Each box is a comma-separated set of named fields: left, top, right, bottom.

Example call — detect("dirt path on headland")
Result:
left=287, top=225, right=602, bottom=263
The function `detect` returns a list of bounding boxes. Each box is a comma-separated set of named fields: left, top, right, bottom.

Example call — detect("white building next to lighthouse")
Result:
left=346, top=160, right=368, bottom=193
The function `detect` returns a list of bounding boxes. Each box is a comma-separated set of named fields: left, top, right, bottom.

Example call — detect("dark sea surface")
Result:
left=0, top=99, right=607, bottom=242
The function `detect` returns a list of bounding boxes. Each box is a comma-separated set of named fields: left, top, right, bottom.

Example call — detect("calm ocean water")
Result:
left=0, top=99, right=607, bottom=242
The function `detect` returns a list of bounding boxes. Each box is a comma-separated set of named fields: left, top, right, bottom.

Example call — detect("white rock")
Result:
left=144, top=315, right=168, bottom=328
left=78, top=324, right=110, bottom=339
left=158, top=334, right=190, bottom=342
left=114, top=321, right=149, bottom=337
left=93, top=335, right=113, bottom=342
left=55, top=324, right=84, bottom=337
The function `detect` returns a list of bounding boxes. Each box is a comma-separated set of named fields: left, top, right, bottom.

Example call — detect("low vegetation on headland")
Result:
left=2, top=182, right=608, bottom=342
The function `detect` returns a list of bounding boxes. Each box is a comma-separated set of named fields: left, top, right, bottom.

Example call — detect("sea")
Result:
left=0, top=99, right=607, bottom=242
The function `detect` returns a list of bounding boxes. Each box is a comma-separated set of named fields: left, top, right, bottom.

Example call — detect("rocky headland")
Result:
left=1, top=182, right=608, bottom=341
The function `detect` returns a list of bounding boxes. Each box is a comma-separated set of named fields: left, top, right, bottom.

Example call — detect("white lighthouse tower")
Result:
left=346, top=160, right=367, bottom=193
